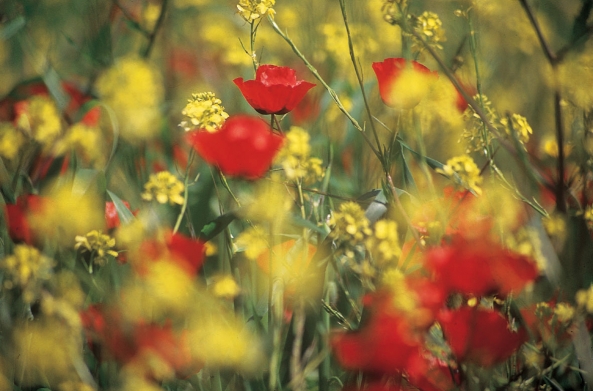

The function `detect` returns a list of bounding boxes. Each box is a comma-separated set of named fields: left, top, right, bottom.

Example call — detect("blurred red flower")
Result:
left=233, top=65, right=316, bottom=115
left=187, top=115, right=284, bottom=179
left=4, top=195, right=46, bottom=245
left=372, top=58, right=437, bottom=110
left=438, top=307, right=528, bottom=367
left=425, top=236, right=538, bottom=298
left=105, top=201, right=132, bottom=230
left=138, top=231, right=206, bottom=276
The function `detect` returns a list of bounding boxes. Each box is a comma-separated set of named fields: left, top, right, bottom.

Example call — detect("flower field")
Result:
left=1, top=0, right=593, bottom=390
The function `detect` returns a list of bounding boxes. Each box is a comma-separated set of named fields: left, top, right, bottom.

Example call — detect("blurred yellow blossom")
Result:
left=236, top=225, right=269, bottom=260
left=96, top=57, right=163, bottom=142
left=275, top=127, right=324, bottom=184
left=210, top=274, right=241, bottom=299
left=16, top=95, right=62, bottom=149
left=75, top=230, right=118, bottom=267
left=329, top=202, right=372, bottom=243
left=242, top=177, right=292, bottom=225
left=1, top=245, right=54, bottom=303
left=29, top=186, right=104, bottom=246
left=56, top=122, right=105, bottom=164
left=554, top=303, right=575, bottom=324
left=180, top=92, right=229, bottom=132
left=585, top=206, right=593, bottom=230
left=382, top=268, right=417, bottom=313
left=365, top=219, right=401, bottom=267
left=412, top=11, right=446, bottom=53
left=141, top=171, right=185, bottom=205
left=462, top=94, right=499, bottom=153
left=237, top=0, right=275, bottom=22
left=501, top=113, right=533, bottom=145
left=0, top=122, right=26, bottom=160
left=576, top=284, right=593, bottom=313
left=437, top=155, right=483, bottom=195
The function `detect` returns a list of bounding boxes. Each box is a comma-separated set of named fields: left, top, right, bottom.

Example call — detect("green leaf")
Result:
left=107, top=190, right=134, bottom=225
left=400, top=143, right=418, bottom=194
left=198, top=212, right=237, bottom=242
left=0, top=16, right=25, bottom=40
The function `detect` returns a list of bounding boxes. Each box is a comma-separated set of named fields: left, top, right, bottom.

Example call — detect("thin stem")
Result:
left=173, top=150, right=196, bottom=234
left=112, top=0, right=151, bottom=38
left=338, top=0, right=384, bottom=167
left=143, top=0, right=169, bottom=58
left=386, top=173, right=423, bottom=249
left=518, top=0, right=557, bottom=64
left=553, top=89, right=566, bottom=212
left=250, top=21, right=259, bottom=72
left=268, top=15, right=382, bottom=161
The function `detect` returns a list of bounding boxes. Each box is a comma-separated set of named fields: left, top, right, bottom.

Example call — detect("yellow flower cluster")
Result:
left=56, top=123, right=104, bottom=164
left=0, top=122, right=25, bottom=160
left=96, top=57, right=163, bottom=142
left=0, top=245, right=53, bottom=303
left=237, top=0, right=275, bottom=22
left=437, top=155, right=483, bottom=195
left=462, top=94, right=498, bottom=153
left=210, top=274, right=241, bottom=299
left=74, top=230, right=118, bottom=266
left=501, top=113, right=533, bottom=145
left=141, top=171, right=185, bottom=205
left=585, top=205, right=593, bottom=230
left=365, top=219, right=401, bottom=267
left=554, top=303, right=575, bottom=323
left=329, top=202, right=372, bottom=244
left=382, top=268, right=417, bottom=313
left=275, top=127, right=324, bottom=184
left=412, top=11, right=446, bottom=52
left=236, top=225, right=268, bottom=260
left=180, top=92, right=229, bottom=132
left=576, top=285, right=593, bottom=313
left=16, top=96, right=62, bottom=149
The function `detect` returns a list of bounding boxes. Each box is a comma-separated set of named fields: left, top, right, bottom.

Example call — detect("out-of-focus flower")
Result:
left=236, top=225, right=269, bottom=260
left=576, top=284, right=593, bottom=313
left=95, top=57, right=163, bottom=142
left=28, top=187, right=104, bottom=246
left=187, top=115, right=284, bottom=179
left=366, top=219, right=402, bottom=267
left=14, top=95, right=62, bottom=149
left=329, top=202, right=372, bottom=244
left=1, top=245, right=53, bottom=303
left=233, top=65, right=315, bottom=115
left=179, top=92, right=229, bottom=132
left=501, top=113, right=533, bottom=145
left=0, top=122, right=25, bottom=160
left=4, top=195, right=46, bottom=245
left=137, top=231, right=206, bottom=276
left=436, top=154, right=483, bottom=195
left=412, top=11, right=446, bottom=53
left=209, top=275, right=241, bottom=299
left=141, top=171, right=185, bottom=205
left=438, top=307, right=528, bottom=367
left=275, top=126, right=324, bottom=183
left=372, top=58, right=437, bottom=110
left=105, top=200, right=133, bottom=230
left=55, top=122, right=105, bottom=164
left=237, top=0, right=275, bottom=22
left=425, top=236, right=539, bottom=298
left=75, top=230, right=118, bottom=267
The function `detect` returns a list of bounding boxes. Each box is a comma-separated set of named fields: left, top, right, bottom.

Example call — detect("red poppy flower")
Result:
left=372, top=58, right=437, bottom=110
left=4, top=195, right=46, bottom=245
left=425, top=236, right=538, bottom=298
left=187, top=115, right=284, bottom=179
left=233, top=65, right=316, bottom=115
left=438, top=307, right=528, bottom=367
left=332, top=292, right=425, bottom=375
left=138, top=231, right=206, bottom=276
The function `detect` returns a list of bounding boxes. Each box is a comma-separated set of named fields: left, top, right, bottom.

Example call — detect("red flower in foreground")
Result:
left=438, top=307, right=528, bottom=367
left=372, top=58, right=438, bottom=110
left=233, top=65, right=316, bottom=115
left=139, top=231, right=206, bottom=276
left=425, top=236, right=538, bottom=298
left=187, top=115, right=284, bottom=179
left=4, top=195, right=46, bottom=245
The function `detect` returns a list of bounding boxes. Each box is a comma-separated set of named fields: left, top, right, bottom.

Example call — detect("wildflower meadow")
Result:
left=1, top=0, right=593, bottom=390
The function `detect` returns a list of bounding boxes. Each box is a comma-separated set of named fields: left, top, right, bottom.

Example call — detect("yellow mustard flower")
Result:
left=75, top=230, right=118, bottom=266
left=0, top=122, right=26, bottom=160
left=180, top=92, right=229, bottom=132
left=141, top=171, right=185, bottom=205
left=437, top=155, right=483, bottom=195
left=329, top=202, right=372, bottom=244
left=237, top=0, right=275, bottom=22
left=16, top=96, right=62, bottom=149
left=1, top=245, right=54, bottom=303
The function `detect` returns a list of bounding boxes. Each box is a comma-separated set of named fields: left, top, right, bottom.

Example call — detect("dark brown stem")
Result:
left=143, top=0, right=169, bottom=58
left=554, top=90, right=567, bottom=212
left=518, top=0, right=557, bottom=65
